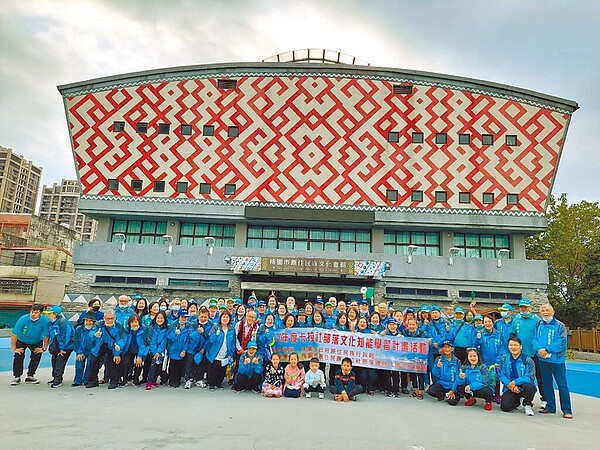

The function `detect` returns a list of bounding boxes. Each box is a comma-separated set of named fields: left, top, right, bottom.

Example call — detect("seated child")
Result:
left=303, top=357, right=326, bottom=399
left=262, top=353, right=284, bottom=398
left=283, top=352, right=305, bottom=398
left=329, top=357, right=363, bottom=401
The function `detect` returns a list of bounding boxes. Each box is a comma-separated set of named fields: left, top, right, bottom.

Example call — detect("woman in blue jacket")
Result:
left=479, top=315, right=505, bottom=404
left=166, top=310, right=191, bottom=388
left=458, top=348, right=494, bottom=410
left=206, top=311, right=236, bottom=390
left=123, top=314, right=150, bottom=387
left=146, top=312, right=169, bottom=390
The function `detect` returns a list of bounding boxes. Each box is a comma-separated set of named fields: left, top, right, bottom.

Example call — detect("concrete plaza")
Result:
left=0, top=366, right=598, bottom=450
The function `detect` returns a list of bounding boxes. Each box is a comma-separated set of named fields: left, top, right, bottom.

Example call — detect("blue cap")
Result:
left=405, top=308, right=415, bottom=314
left=473, top=314, right=483, bottom=321
left=360, top=299, right=369, bottom=305
left=218, top=304, right=228, bottom=310
left=518, top=298, right=531, bottom=307
left=388, top=318, right=399, bottom=325
left=234, top=298, right=242, bottom=305
left=420, top=304, right=430, bottom=312
left=178, top=309, right=189, bottom=317
left=209, top=300, right=218, bottom=307
left=188, top=299, right=198, bottom=306
left=315, top=298, right=324, bottom=304
left=324, top=302, right=334, bottom=308
left=454, top=307, right=465, bottom=314
left=430, top=305, right=441, bottom=312
left=44, top=305, right=62, bottom=315
left=500, top=303, right=514, bottom=311
left=257, top=300, right=266, bottom=306
left=442, top=340, right=454, bottom=347
left=247, top=340, right=257, bottom=349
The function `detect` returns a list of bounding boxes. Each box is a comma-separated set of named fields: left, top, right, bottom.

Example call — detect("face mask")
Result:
left=31, top=316, right=39, bottom=322
left=131, top=325, right=140, bottom=331
left=160, top=305, right=167, bottom=311
left=501, top=311, right=509, bottom=318
left=475, top=324, right=483, bottom=329
left=92, top=305, right=100, bottom=312
left=466, top=317, right=473, bottom=323
left=119, top=304, right=128, bottom=310
left=172, top=305, right=181, bottom=311
left=543, top=317, right=553, bottom=323
left=447, top=314, right=454, bottom=319
left=50, top=318, right=57, bottom=323
left=522, top=312, right=531, bottom=318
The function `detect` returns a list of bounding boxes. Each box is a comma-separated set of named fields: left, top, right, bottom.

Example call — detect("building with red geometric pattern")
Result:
left=57, top=50, right=578, bottom=308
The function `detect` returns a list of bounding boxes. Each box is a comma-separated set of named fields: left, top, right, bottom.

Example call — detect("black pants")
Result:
left=457, top=385, right=493, bottom=403
left=532, top=355, right=546, bottom=401
left=410, top=372, right=425, bottom=390
left=168, top=358, right=185, bottom=386
left=500, top=383, right=537, bottom=411
left=147, top=359, right=163, bottom=384
left=305, top=385, right=325, bottom=393
left=329, top=384, right=363, bottom=398
left=88, top=344, right=120, bottom=385
left=234, top=373, right=261, bottom=391
left=328, top=364, right=340, bottom=386
left=13, top=339, right=43, bottom=378
left=357, top=367, right=376, bottom=393
left=123, top=350, right=146, bottom=385
left=385, top=370, right=399, bottom=394
left=208, top=360, right=227, bottom=387
left=50, top=349, right=73, bottom=383
left=454, top=347, right=467, bottom=363
left=427, top=383, right=461, bottom=405
left=284, top=386, right=302, bottom=398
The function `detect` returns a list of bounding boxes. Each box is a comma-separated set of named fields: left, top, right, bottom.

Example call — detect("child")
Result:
left=458, top=348, right=494, bottom=411
left=303, top=357, right=326, bottom=399
left=283, top=352, right=305, bottom=398
left=330, top=357, right=363, bottom=401
left=262, top=353, right=284, bottom=397
left=72, top=311, right=96, bottom=387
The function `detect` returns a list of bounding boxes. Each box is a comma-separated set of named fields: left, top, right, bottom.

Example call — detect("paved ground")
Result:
left=0, top=367, right=598, bottom=450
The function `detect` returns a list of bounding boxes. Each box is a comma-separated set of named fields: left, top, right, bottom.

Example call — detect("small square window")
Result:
left=158, top=123, right=170, bottom=134
left=181, top=124, right=192, bottom=136
left=412, top=132, right=424, bottom=144
left=393, top=85, right=413, bottom=94
left=435, top=191, right=447, bottom=203
left=505, top=135, right=518, bottom=146
left=153, top=181, right=165, bottom=192
left=482, top=134, right=494, bottom=145
left=131, top=180, right=143, bottom=191
left=483, top=192, right=495, bottom=204
left=411, top=190, right=423, bottom=202
left=113, top=121, right=125, bottom=132
left=458, top=133, right=470, bottom=145
left=136, top=122, right=148, bottom=133
left=459, top=192, right=471, bottom=204
left=108, top=179, right=119, bottom=190
left=435, top=133, right=447, bottom=144
left=176, top=182, right=188, bottom=193
left=199, top=183, right=211, bottom=194
left=224, top=184, right=236, bottom=195
left=507, top=193, right=519, bottom=205
left=203, top=125, right=215, bottom=136
left=228, top=126, right=239, bottom=138
left=386, top=189, right=398, bottom=201
left=387, top=131, right=399, bottom=143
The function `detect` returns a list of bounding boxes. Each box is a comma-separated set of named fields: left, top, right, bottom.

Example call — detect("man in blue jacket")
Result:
left=533, top=304, right=573, bottom=419
left=45, top=306, right=75, bottom=388
left=498, top=335, right=537, bottom=416
left=10, top=304, right=50, bottom=385
left=511, top=298, right=545, bottom=407
left=427, top=340, right=461, bottom=405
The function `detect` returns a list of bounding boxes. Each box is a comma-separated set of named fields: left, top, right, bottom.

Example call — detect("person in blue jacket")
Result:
left=86, top=309, right=128, bottom=389
left=457, top=348, right=494, bottom=410
left=72, top=311, right=97, bottom=387
left=403, top=318, right=428, bottom=400
left=479, top=315, right=505, bottom=404
left=233, top=340, right=263, bottom=392
left=122, top=314, right=150, bottom=386
left=322, top=302, right=337, bottom=329
left=115, top=295, right=134, bottom=328
left=10, top=304, right=49, bottom=386
left=533, top=304, right=573, bottom=419
left=274, top=303, right=288, bottom=329
left=184, top=318, right=207, bottom=389
left=166, top=309, right=191, bottom=388
left=498, top=335, right=537, bottom=416
left=45, top=305, right=75, bottom=388
left=494, top=302, right=514, bottom=348
left=146, top=311, right=169, bottom=390
left=427, top=340, right=461, bottom=405
left=427, top=305, right=450, bottom=359
left=206, top=310, right=236, bottom=390
left=511, top=298, right=545, bottom=407
left=448, top=307, right=474, bottom=363
left=257, top=313, right=276, bottom=368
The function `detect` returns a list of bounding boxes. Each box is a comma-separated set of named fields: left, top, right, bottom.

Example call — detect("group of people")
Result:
left=9, top=292, right=573, bottom=417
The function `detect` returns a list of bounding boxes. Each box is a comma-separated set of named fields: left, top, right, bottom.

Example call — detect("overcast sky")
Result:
left=1, top=0, right=598, bottom=204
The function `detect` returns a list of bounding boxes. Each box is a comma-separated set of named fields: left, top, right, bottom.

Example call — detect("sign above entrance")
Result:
left=230, top=256, right=388, bottom=277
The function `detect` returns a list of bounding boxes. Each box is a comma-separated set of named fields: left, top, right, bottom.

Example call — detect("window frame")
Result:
left=411, top=190, right=423, bottom=202
left=435, top=133, right=447, bottom=145
left=203, top=125, right=215, bottom=136
left=176, top=182, right=188, bottom=193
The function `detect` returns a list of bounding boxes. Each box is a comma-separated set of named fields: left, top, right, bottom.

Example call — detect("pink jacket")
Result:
left=284, top=364, right=305, bottom=391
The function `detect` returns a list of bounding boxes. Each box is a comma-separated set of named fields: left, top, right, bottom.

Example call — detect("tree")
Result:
left=526, top=194, right=600, bottom=328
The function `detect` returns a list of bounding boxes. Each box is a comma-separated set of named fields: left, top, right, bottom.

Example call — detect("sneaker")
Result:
left=386, top=392, right=394, bottom=398
left=540, top=400, right=548, bottom=409
left=199, top=380, right=207, bottom=388
left=145, top=383, right=152, bottom=390
left=252, top=389, right=260, bottom=394
left=494, top=396, right=502, bottom=405
left=47, top=379, right=56, bottom=385
left=215, top=384, right=224, bottom=389
left=484, top=402, right=493, bottom=411
left=50, top=382, right=63, bottom=388
left=11, top=377, right=21, bottom=386
left=318, top=393, right=324, bottom=399
left=71, top=383, right=82, bottom=387
left=25, top=376, right=39, bottom=384
left=402, top=387, right=410, bottom=395
left=524, top=405, right=534, bottom=416
left=85, top=382, right=99, bottom=388
left=394, top=392, right=400, bottom=398
left=209, top=386, right=215, bottom=391
left=306, top=392, right=312, bottom=398
left=368, top=390, right=375, bottom=396
left=464, top=397, right=477, bottom=407
left=107, top=383, right=118, bottom=390
left=184, top=380, right=192, bottom=389
left=539, top=408, right=555, bottom=414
